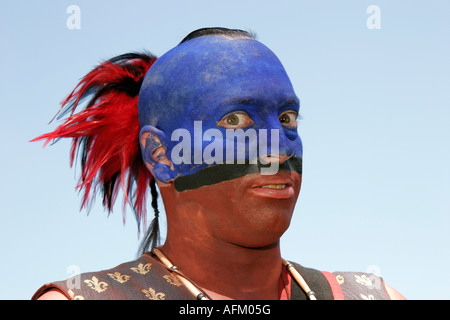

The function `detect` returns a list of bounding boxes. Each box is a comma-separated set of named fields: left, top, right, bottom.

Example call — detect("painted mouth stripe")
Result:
left=174, top=156, right=302, bottom=192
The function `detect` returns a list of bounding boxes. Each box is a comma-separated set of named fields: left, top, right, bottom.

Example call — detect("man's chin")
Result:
left=161, top=170, right=301, bottom=247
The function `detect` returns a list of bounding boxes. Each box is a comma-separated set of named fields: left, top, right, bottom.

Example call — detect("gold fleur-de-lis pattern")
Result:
left=32, top=253, right=196, bottom=300
left=84, top=276, right=108, bottom=293
left=107, top=272, right=131, bottom=284
left=141, top=287, right=166, bottom=300
left=32, top=254, right=391, bottom=300
left=355, top=274, right=374, bottom=287
left=336, top=274, right=345, bottom=285
left=163, top=274, right=182, bottom=286
left=67, top=289, right=85, bottom=300
left=130, top=263, right=152, bottom=275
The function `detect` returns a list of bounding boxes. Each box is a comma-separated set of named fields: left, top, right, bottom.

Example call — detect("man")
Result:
left=33, top=27, right=404, bottom=300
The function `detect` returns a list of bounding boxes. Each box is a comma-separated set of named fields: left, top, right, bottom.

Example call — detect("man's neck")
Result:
left=159, top=236, right=283, bottom=300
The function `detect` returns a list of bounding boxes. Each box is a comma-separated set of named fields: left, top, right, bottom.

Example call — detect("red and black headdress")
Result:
left=32, top=52, right=160, bottom=252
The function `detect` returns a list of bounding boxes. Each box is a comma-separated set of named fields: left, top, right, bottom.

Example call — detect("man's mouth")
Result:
left=260, top=184, right=287, bottom=189
left=250, top=179, right=295, bottom=199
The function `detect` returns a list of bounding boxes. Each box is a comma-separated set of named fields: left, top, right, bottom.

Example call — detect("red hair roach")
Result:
left=32, top=52, right=158, bottom=234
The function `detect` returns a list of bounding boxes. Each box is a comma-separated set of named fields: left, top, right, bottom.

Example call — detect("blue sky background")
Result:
left=1, top=0, right=449, bottom=300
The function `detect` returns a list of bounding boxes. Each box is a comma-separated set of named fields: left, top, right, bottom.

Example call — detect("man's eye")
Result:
left=218, top=112, right=254, bottom=128
left=279, top=111, right=298, bottom=128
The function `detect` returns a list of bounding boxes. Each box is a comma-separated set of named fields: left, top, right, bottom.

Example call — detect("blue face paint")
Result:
left=138, top=36, right=302, bottom=189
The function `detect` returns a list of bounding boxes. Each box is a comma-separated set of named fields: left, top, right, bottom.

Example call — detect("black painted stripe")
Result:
left=174, top=156, right=302, bottom=192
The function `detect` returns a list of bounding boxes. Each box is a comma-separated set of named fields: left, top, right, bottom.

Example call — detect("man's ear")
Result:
left=139, top=125, right=177, bottom=183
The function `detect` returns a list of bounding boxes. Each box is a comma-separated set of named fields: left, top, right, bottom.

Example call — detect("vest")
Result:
left=32, top=253, right=390, bottom=300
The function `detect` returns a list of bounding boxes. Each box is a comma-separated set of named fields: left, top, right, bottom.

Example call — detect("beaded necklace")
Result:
left=152, top=247, right=317, bottom=300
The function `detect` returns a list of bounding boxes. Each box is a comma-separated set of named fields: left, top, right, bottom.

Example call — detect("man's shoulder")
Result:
left=329, top=271, right=392, bottom=300
left=288, top=261, right=394, bottom=300
left=32, top=253, right=194, bottom=300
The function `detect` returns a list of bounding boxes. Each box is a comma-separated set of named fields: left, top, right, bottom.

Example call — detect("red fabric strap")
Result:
left=320, top=271, right=345, bottom=300
left=279, top=266, right=291, bottom=300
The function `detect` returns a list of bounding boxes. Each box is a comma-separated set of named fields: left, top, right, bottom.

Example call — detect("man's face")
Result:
left=139, top=36, right=303, bottom=247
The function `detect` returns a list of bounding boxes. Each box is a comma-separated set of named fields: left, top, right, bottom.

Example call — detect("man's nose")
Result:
left=259, top=126, right=295, bottom=165
left=259, top=153, right=292, bottom=165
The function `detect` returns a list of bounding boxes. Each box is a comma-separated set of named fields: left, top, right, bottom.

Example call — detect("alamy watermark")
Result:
left=66, top=5, right=81, bottom=30
left=65, top=5, right=380, bottom=31
left=66, top=264, right=81, bottom=290
left=366, top=5, right=381, bottom=30
left=365, top=264, right=383, bottom=290
left=170, top=121, right=282, bottom=175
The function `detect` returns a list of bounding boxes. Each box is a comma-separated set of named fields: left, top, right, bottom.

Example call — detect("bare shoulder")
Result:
left=384, top=283, right=406, bottom=300
left=36, top=289, right=70, bottom=300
